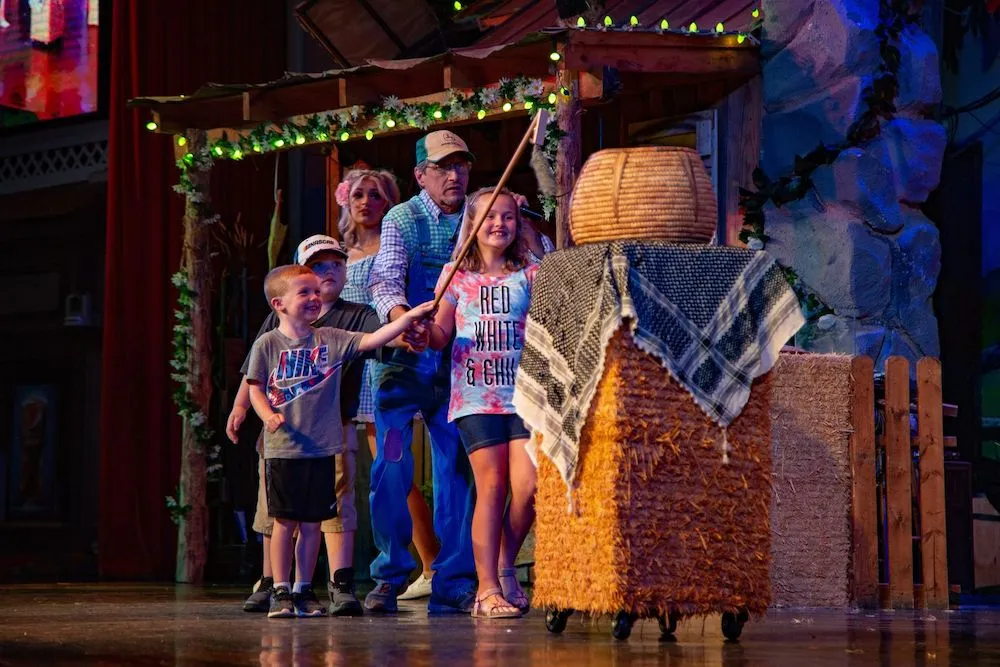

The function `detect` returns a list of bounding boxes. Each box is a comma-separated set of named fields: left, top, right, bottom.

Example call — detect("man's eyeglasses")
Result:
left=427, top=160, right=471, bottom=176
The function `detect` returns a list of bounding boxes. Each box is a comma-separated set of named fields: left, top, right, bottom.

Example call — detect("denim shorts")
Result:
left=455, top=414, right=531, bottom=455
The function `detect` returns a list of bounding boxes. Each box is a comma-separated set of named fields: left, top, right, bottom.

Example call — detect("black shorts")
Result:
left=265, top=456, right=337, bottom=523
left=455, top=414, right=531, bottom=455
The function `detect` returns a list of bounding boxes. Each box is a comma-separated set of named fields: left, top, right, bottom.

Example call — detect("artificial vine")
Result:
left=169, top=158, right=223, bottom=489
left=739, top=0, right=920, bottom=324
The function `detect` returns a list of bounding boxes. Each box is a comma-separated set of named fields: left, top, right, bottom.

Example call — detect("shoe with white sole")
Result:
left=397, top=573, right=433, bottom=600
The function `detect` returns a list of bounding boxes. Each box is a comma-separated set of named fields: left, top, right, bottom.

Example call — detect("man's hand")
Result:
left=226, top=406, right=247, bottom=443
left=264, top=413, right=285, bottom=434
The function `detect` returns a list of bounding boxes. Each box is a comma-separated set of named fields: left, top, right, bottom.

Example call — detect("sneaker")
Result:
left=293, top=585, right=327, bottom=618
left=428, top=586, right=476, bottom=615
left=363, top=582, right=402, bottom=614
left=328, top=569, right=363, bottom=617
left=243, top=577, right=273, bottom=613
left=397, top=573, right=433, bottom=600
left=267, top=586, right=295, bottom=618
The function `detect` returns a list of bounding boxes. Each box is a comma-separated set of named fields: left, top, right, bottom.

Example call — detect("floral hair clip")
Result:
left=335, top=180, right=351, bottom=207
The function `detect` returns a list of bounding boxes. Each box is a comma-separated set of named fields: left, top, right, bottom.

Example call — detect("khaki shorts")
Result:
left=253, top=423, right=359, bottom=535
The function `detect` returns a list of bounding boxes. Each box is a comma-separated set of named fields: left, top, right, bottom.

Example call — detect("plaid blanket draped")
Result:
left=512, top=241, right=805, bottom=491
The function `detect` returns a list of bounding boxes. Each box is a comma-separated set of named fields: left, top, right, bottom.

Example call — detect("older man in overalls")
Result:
left=365, top=130, right=476, bottom=614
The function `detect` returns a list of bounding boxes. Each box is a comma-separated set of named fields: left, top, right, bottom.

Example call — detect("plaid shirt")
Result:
left=369, top=190, right=462, bottom=322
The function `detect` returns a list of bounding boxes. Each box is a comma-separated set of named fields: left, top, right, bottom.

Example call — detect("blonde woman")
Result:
left=336, top=169, right=440, bottom=600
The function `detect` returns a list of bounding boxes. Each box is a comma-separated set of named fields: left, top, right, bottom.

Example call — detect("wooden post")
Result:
left=326, top=145, right=342, bottom=239
left=176, top=131, right=212, bottom=584
left=885, top=356, right=914, bottom=609
left=721, top=76, right=763, bottom=246
left=849, top=355, right=879, bottom=607
left=918, top=357, right=949, bottom=608
left=555, top=66, right=582, bottom=250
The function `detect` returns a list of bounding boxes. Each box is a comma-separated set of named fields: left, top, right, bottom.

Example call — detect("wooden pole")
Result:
left=722, top=76, right=763, bottom=246
left=432, top=111, right=548, bottom=310
left=555, top=66, right=581, bottom=250
left=885, top=356, right=914, bottom=609
left=176, top=130, right=212, bottom=584
left=917, top=357, right=949, bottom=608
left=849, top=355, right=879, bottom=608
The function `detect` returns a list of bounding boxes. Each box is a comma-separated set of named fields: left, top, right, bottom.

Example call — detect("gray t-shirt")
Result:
left=247, top=327, right=364, bottom=459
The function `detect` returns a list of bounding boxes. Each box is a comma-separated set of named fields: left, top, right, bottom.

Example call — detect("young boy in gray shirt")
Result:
left=246, top=263, right=434, bottom=619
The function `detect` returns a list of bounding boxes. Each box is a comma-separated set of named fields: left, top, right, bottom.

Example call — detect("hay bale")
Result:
left=534, top=329, right=773, bottom=618
left=769, top=353, right=853, bottom=607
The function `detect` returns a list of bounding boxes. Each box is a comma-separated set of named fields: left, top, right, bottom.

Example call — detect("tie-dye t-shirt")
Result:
left=436, top=262, right=538, bottom=422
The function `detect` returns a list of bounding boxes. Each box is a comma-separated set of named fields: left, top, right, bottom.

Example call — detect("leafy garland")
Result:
left=739, top=0, right=920, bottom=325
left=169, top=152, right=223, bottom=490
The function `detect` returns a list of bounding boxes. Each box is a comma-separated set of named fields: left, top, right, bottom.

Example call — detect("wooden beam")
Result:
left=918, top=357, right=949, bottom=609
left=885, top=356, right=914, bottom=609
left=555, top=65, right=582, bottom=249
left=563, top=30, right=759, bottom=77
left=849, top=355, right=879, bottom=608
left=721, top=76, right=762, bottom=245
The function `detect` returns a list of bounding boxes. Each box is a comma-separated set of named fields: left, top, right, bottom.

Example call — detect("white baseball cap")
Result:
left=295, top=235, right=348, bottom=265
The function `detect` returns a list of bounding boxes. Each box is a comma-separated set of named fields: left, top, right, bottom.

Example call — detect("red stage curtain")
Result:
left=100, top=0, right=285, bottom=579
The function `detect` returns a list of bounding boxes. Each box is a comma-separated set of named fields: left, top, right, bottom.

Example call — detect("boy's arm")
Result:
left=247, top=382, right=284, bottom=433
left=225, top=377, right=252, bottom=443
left=227, top=312, right=278, bottom=443
left=358, top=301, right=436, bottom=352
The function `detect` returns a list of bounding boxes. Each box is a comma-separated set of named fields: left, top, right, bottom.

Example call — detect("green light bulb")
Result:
left=502, top=102, right=512, bottom=112
left=176, top=136, right=187, bottom=146
left=524, top=101, right=533, bottom=110
left=433, top=110, right=443, bottom=119
left=232, top=149, right=243, bottom=160
left=752, top=8, right=760, bottom=18
left=145, top=121, right=157, bottom=131
left=603, top=15, right=612, bottom=26
left=386, top=119, right=396, bottom=128
left=737, top=33, right=746, bottom=44
left=576, top=16, right=585, bottom=27
left=716, top=22, right=724, bottom=32
left=214, top=146, right=223, bottom=156
left=365, top=129, right=374, bottom=140
left=453, top=1, right=462, bottom=10
left=688, top=22, right=697, bottom=31
left=629, top=15, right=638, bottom=26
left=340, top=131, right=350, bottom=141
left=477, top=110, right=486, bottom=120
left=660, top=19, right=669, bottom=30
left=274, top=138, right=285, bottom=148
left=295, top=135, right=305, bottom=145
left=548, top=92, right=557, bottom=104
left=550, top=51, right=561, bottom=61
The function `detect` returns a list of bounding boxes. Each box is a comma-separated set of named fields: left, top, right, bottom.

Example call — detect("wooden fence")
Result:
left=849, top=356, right=949, bottom=609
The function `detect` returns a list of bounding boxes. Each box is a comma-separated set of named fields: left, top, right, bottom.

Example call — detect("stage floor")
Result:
left=1, top=584, right=999, bottom=665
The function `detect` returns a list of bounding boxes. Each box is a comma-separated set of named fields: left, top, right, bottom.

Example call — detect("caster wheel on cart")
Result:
left=545, top=609, right=572, bottom=634
left=658, top=612, right=680, bottom=639
left=611, top=611, right=635, bottom=641
left=721, top=610, right=749, bottom=641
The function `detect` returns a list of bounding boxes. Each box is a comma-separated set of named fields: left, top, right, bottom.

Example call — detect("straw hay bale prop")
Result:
left=769, top=353, right=853, bottom=607
left=533, top=329, right=773, bottom=618
left=568, top=147, right=717, bottom=245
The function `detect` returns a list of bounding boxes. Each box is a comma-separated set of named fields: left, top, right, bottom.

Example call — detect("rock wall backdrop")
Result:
left=756, top=0, right=945, bottom=368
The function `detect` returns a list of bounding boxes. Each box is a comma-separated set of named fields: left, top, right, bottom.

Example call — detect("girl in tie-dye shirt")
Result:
left=427, top=187, right=546, bottom=620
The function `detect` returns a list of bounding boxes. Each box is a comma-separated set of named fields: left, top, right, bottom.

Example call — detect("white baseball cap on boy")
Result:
left=295, top=234, right=349, bottom=265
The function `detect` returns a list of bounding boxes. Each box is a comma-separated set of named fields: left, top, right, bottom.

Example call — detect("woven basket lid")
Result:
left=569, top=146, right=717, bottom=245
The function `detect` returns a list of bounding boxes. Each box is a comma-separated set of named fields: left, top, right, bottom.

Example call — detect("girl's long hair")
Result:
left=337, top=169, right=400, bottom=250
left=453, top=187, right=531, bottom=273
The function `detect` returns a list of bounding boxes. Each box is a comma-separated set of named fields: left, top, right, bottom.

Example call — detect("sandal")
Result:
left=472, top=588, right=522, bottom=619
left=498, top=568, right=530, bottom=612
